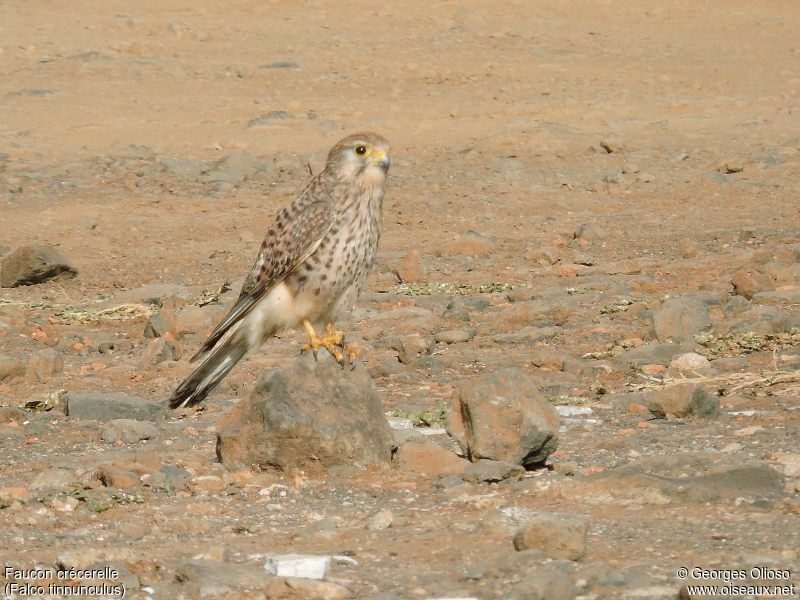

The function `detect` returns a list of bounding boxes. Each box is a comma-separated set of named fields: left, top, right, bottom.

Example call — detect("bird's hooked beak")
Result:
left=371, top=149, right=390, bottom=172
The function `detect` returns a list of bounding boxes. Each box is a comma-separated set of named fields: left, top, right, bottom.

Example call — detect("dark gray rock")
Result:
left=65, top=392, right=166, bottom=421
left=0, top=244, right=77, bottom=287
left=446, top=368, right=560, bottom=468
left=216, top=352, right=394, bottom=470
left=463, top=459, right=525, bottom=483
left=101, top=419, right=160, bottom=443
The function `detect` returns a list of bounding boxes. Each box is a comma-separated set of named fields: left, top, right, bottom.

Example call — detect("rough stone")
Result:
left=0, top=354, right=26, bottom=382
left=669, top=352, right=712, bottom=374
left=513, top=512, right=589, bottom=560
left=265, top=577, right=352, bottom=600
left=26, top=349, right=64, bottom=382
left=216, top=352, right=394, bottom=470
left=97, top=464, right=141, bottom=489
left=647, top=383, right=720, bottom=419
left=434, top=328, right=475, bottom=344
left=731, top=270, right=775, bottom=300
left=463, top=459, right=525, bottom=483
left=101, top=419, right=160, bottom=443
left=65, top=392, right=166, bottom=421
left=650, top=296, right=711, bottom=341
left=0, top=244, right=77, bottom=287
left=396, top=441, right=468, bottom=477
left=141, top=337, right=179, bottom=367
left=446, top=368, right=560, bottom=468
left=175, top=559, right=274, bottom=595
left=391, top=334, right=434, bottom=365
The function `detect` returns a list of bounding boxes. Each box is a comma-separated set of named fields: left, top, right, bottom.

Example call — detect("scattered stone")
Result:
left=248, top=111, right=295, bottom=127
left=669, top=352, right=712, bottom=374
left=175, top=559, right=274, bottom=594
left=775, top=454, right=800, bottom=478
left=513, top=512, right=589, bottom=560
left=367, top=509, right=394, bottom=531
left=30, top=468, right=81, bottom=491
left=391, top=334, right=434, bottom=365
left=647, top=383, right=720, bottom=419
left=613, top=342, right=679, bottom=367
left=101, top=419, right=159, bottom=443
left=265, top=554, right=330, bottom=580
left=650, top=296, right=711, bottom=341
left=731, top=270, right=775, bottom=299
left=446, top=368, right=560, bottom=468
left=396, top=441, right=468, bottom=477
left=599, top=139, right=623, bottom=153
left=463, top=459, right=525, bottom=483
left=440, top=230, right=497, bottom=257
left=265, top=577, right=352, bottom=600
left=65, top=392, right=166, bottom=421
left=141, top=337, right=179, bottom=367
left=0, top=244, right=77, bottom=287
left=510, top=565, right=577, bottom=600
left=57, top=547, right=137, bottom=570
left=717, top=159, right=744, bottom=174
left=26, top=349, right=64, bottom=382
left=434, top=328, right=475, bottom=344
left=216, top=353, right=394, bottom=470
left=261, top=60, right=299, bottom=69
left=189, top=475, right=225, bottom=495
left=393, top=249, right=425, bottom=283
left=492, top=326, right=559, bottom=345
left=97, top=464, right=141, bottom=489
left=0, top=355, right=26, bottom=382
left=0, top=406, right=27, bottom=423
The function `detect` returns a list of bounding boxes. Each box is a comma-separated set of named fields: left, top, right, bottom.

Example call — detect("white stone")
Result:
left=775, top=454, right=800, bottom=478
left=669, top=352, right=711, bottom=373
left=555, top=406, right=593, bottom=417
left=265, top=554, right=330, bottom=580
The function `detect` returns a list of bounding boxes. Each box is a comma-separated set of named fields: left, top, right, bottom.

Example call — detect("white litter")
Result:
left=388, top=417, right=413, bottom=429
left=265, top=554, right=331, bottom=580
left=555, top=405, right=593, bottom=417
left=414, top=427, right=447, bottom=436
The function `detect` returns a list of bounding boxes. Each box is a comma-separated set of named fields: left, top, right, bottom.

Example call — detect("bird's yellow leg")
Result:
left=301, top=319, right=345, bottom=364
left=344, top=341, right=361, bottom=363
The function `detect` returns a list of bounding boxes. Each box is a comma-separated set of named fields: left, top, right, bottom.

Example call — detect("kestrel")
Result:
left=168, top=132, right=390, bottom=409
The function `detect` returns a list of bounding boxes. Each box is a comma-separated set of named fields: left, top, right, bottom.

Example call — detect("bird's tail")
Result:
left=167, top=327, right=249, bottom=409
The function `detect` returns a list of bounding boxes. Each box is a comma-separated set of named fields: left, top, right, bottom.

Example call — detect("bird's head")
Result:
left=324, top=132, right=390, bottom=184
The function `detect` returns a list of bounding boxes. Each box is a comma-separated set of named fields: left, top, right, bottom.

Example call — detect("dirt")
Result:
left=1, top=1, right=799, bottom=599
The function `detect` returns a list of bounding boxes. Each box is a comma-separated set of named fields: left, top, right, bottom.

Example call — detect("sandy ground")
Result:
left=1, top=1, right=800, bottom=599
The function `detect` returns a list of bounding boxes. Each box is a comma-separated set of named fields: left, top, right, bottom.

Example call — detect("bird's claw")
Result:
left=302, top=322, right=349, bottom=366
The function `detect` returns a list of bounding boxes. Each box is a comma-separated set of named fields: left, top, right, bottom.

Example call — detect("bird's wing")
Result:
left=191, top=195, right=334, bottom=361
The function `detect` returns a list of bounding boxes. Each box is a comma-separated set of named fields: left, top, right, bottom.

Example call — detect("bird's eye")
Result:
left=355, top=145, right=368, bottom=155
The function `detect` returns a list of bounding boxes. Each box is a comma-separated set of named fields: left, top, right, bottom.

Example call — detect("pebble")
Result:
left=669, top=352, right=712, bottom=374
left=650, top=296, right=712, bottom=341
left=513, top=512, right=589, bottom=560
left=101, top=419, right=159, bottom=443
left=433, top=328, right=475, bottom=344
left=367, top=509, right=394, bottom=531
